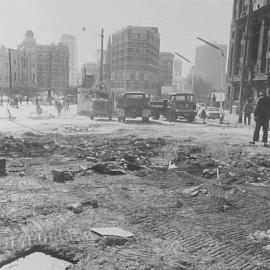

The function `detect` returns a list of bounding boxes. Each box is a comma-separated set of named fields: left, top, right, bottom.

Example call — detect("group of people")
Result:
left=54, top=98, right=70, bottom=116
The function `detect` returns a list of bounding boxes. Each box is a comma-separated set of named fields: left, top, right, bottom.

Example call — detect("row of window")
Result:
left=111, top=71, right=159, bottom=81
left=12, top=72, right=36, bottom=83
left=111, top=80, right=157, bottom=90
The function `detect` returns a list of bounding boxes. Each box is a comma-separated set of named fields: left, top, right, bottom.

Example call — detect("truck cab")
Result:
left=117, top=92, right=151, bottom=123
left=168, top=93, right=197, bottom=122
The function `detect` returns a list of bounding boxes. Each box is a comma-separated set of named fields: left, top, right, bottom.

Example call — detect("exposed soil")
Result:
left=0, top=119, right=269, bottom=269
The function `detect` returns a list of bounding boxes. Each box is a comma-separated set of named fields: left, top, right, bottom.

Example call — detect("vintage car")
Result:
left=205, top=106, right=223, bottom=120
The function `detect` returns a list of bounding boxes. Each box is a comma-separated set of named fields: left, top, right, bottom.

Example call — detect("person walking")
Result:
left=243, top=100, right=253, bottom=125
left=250, top=90, right=270, bottom=147
left=200, top=107, right=207, bottom=124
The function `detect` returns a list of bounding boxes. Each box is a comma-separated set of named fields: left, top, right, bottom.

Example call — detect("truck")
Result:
left=150, top=93, right=197, bottom=122
left=117, top=92, right=151, bottom=123
left=77, top=88, right=113, bottom=120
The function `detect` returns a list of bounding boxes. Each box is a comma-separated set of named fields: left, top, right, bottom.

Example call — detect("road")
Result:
left=0, top=103, right=269, bottom=270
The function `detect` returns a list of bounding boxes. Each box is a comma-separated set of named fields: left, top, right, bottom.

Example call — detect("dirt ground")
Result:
left=0, top=110, right=269, bottom=269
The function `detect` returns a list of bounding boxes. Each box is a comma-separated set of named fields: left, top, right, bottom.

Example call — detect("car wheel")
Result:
left=142, top=117, right=149, bottom=122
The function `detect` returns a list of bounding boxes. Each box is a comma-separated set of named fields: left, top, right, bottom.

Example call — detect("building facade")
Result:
left=60, top=34, right=78, bottom=87
left=159, top=52, right=174, bottom=86
left=194, top=42, right=227, bottom=102
left=36, top=43, right=69, bottom=92
left=227, top=0, right=270, bottom=108
left=173, top=57, right=183, bottom=91
left=0, top=31, right=38, bottom=94
left=111, top=26, right=160, bottom=96
left=0, top=46, right=9, bottom=90
left=81, top=62, right=98, bottom=88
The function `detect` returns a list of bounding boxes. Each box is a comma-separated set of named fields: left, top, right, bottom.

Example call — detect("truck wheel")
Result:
left=142, top=117, right=149, bottom=122
left=187, top=116, right=195, bottom=122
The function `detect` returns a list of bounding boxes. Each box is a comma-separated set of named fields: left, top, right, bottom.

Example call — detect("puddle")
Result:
left=0, top=252, right=72, bottom=270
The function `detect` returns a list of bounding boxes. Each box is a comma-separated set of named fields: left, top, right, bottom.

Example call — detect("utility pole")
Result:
left=238, top=0, right=253, bottom=123
left=100, top=28, right=104, bottom=87
left=8, top=49, right=12, bottom=94
left=174, top=52, right=194, bottom=93
left=196, top=36, right=225, bottom=123
left=48, top=49, right=52, bottom=104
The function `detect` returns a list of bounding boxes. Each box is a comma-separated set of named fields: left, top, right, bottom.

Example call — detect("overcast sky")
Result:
left=0, top=0, right=233, bottom=75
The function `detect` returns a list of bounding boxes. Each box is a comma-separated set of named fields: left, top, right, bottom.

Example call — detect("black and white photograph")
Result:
left=0, top=0, right=270, bottom=269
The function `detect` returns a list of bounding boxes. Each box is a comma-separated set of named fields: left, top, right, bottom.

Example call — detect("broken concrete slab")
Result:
left=91, top=227, right=134, bottom=238
left=90, top=162, right=125, bottom=175
left=67, top=202, right=83, bottom=214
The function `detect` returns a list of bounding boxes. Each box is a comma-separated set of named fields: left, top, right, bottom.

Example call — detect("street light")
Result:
left=196, top=36, right=225, bottom=123
left=174, top=52, right=194, bottom=93
left=82, top=27, right=104, bottom=88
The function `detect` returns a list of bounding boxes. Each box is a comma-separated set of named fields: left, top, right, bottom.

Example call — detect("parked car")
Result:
left=205, top=106, right=223, bottom=120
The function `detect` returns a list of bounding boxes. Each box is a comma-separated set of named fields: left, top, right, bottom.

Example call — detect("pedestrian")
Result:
left=200, top=107, right=207, bottom=124
left=55, top=100, right=63, bottom=116
left=26, top=96, right=29, bottom=105
left=250, top=90, right=270, bottom=147
left=243, top=99, right=253, bottom=125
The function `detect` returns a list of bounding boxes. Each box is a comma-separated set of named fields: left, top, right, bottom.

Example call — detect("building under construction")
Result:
left=227, top=0, right=270, bottom=110
left=111, top=26, right=160, bottom=97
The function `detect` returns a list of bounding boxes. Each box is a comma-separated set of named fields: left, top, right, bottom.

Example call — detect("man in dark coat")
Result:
left=243, top=100, right=253, bottom=125
left=250, top=91, right=270, bottom=146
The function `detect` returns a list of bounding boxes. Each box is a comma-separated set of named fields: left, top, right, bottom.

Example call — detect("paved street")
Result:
left=0, top=104, right=269, bottom=269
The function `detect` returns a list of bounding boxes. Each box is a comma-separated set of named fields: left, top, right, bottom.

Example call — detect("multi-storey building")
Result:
left=81, top=62, right=98, bottom=88
left=194, top=42, right=227, bottom=102
left=227, top=0, right=270, bottom=108
left=111, top=26, right=160, bottom=96
left=60, top=34, right=78, bottom=86
left=159, top=52, right=174, bottom=86
left=0, top=46, right=9, bottom=90
left=36, top=43, right=69, bottom=92
left=0, top=31, right=38, bottom=94
left=173, top=58, right=183, bottom=91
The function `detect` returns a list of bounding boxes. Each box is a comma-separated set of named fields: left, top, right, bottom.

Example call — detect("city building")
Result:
left=227, top=0, right=270, bottom=109
left=0, top=31, right=38, bottom=95
left=111, top=26, right=160, bottom=96
left=173, top=57, right=183, bottom=91
left=194, top=42, right=227, bottom=102
left=36, top=43, right=69, bottom=92
left=159, top=52, right=174, bottom=86
left=81, top=62, right=98, bottom=88
left=0, top=45, right=9, bottom=91
left=60, top=34, right=78, bottom=87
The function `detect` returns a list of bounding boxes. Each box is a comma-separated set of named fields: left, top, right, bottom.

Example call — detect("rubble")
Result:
left=90, top=162, right=126, bottom=175
left=52, top=169, right=74, bottom=182
left=67, top=202, right=83, bottom=214
left=0, top=159, right=7, bottom=176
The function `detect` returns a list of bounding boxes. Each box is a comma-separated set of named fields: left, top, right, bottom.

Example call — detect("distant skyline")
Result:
left=0, top=0, right=233, bottom=75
